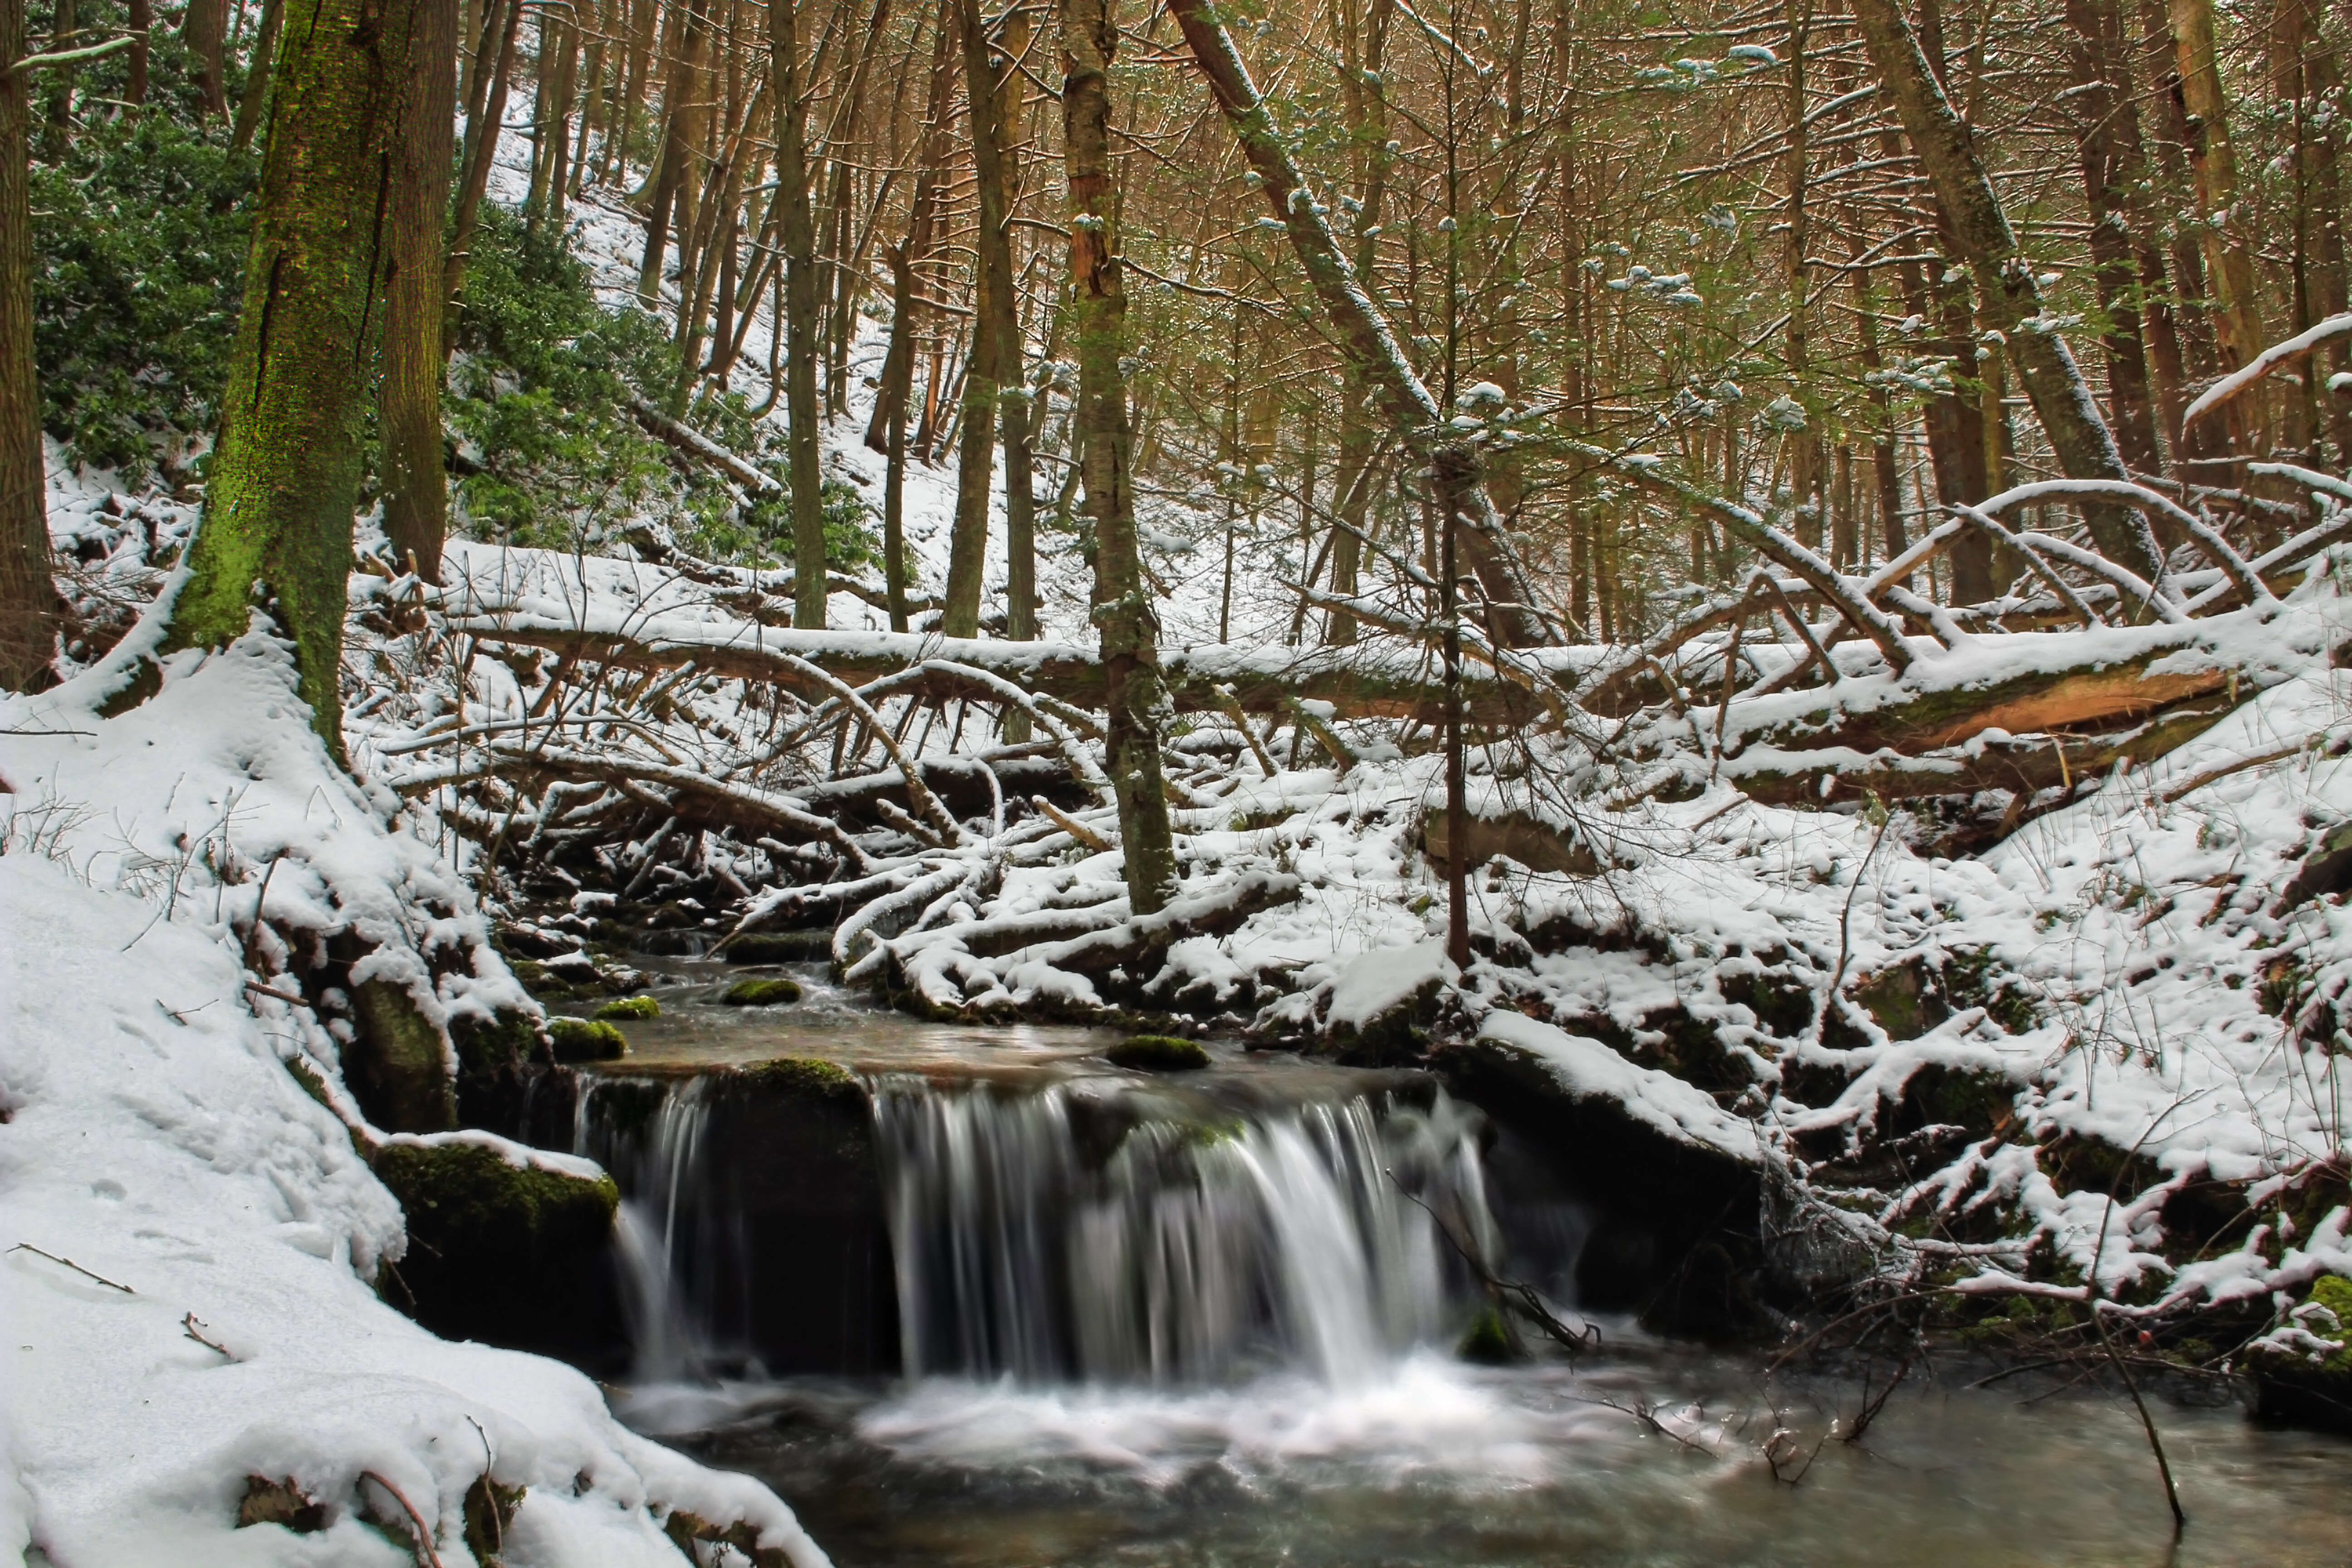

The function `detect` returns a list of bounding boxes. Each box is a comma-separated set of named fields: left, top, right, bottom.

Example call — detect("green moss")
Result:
left=593, top=995, right=661, bottom=1021
left=735, top=1055, right=862, bottom=1102
left=463, top=1473, right=526, bottom=1567
left=2309, top=1275, right=2352, bottom=1374
left=722, top=977, right=804, bottom=1007
left=450, top=1006, right=542, bottom=1077
left=547, top=1017, right=627, bottom=1062
left=374, top=1141, right=619, bottom=1233
left=1457, top=1304, right=1523, bottom=1364
left=370, top=1141, right=619, bottom=1350
left=1941, top=947, right=2039, bottom=1034
left=1108, top=1034, right=1210, bottom=1071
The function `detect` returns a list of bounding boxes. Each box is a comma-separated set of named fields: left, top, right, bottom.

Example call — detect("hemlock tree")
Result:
left=1058, top=0, right=1176, bottom=913
left=0, top=0, right=51, bottom=692
left=380, top=0, right=459, bottom=579
left=166, top=0, right=430, bottom=751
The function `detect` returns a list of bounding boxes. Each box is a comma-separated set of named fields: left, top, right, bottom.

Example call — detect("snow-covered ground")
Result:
left=3, top=488, right=824, bottom=1562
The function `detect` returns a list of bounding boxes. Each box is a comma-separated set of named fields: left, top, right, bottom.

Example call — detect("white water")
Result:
left=580, top=1065, right=1506, bottom=1394
left=872, top=1079, right=1500, bottom=1388
left=578, top=1076, right=720, bottom=1382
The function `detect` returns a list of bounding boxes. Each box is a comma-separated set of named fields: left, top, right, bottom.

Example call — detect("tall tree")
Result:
left=166, top=0, right=425, bottom=751
left=941, top=0, right=1016, bottom=639
left=1059, top=0, right=1176, bottom=912
left=381, top=0, right=459, bottom=578
left=0, top=0, right=54, bottom=691
left=774, top=0, right=827, bottom=629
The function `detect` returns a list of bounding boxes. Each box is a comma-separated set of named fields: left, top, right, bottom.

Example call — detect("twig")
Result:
left=181, top=1312, right=234, bottom=1358
left=9, top=1243, right=134, bottom=1293
left=358, top=1470, right=447, bottom=1568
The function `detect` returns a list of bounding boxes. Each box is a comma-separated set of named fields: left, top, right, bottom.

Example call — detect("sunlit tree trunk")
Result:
left=1059, top=0, right=1175, bottom=912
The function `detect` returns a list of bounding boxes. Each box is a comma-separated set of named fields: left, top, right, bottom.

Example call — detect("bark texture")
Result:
left=167, top=0, right=420, bottom=751
left=381, top=0, right=459, bottom=579
left=1059, top=0, right=1176, bottom=910
left=0, top=0, right=56, bottom=692
left=773, top=0, right=826, bottom=630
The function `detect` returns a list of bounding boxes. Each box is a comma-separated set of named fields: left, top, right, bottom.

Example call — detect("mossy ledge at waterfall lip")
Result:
left=1106, top=1034, right=1212, bottom=1070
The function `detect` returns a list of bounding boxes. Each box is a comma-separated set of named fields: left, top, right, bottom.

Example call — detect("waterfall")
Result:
left=577, top=1066, right=1503, bottom=1390
left=576, top=1077, right=723, bottom=1382
left=872, top=1079, right=1500, bottom=1388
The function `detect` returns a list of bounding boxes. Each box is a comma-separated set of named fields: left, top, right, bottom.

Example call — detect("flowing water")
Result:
left=578, top=969, right=2352, bottom=1568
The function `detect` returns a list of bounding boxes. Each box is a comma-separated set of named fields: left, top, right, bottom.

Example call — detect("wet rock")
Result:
left=723, top=977, right=804, bottom=1007
left=2251, top=1274, right=2352, bottom=1436
left=723, top=930, right=833, bottom=965
left=593, top=995, right=661, bottom=1021
left=548, top=1017, right=627, bottom=1062
left=1108, top=1034, right=1210, bottom=1071
left=1321, top=941, right=1452, bottom=1065
left=1436, top=1018, right=1769, bottom=1337
left=372, top=1139, right=622, bottom=1362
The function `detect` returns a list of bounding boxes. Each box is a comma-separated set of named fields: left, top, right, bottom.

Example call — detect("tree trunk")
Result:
left=444, top=0, right=519, bottom=338
left=2061, top=0, right=2162, bottom=473
left=126, top=0, right=148, bottom=104
left=0, top=0, right=56, bottom=692
left=1058, top=0, right=1175, bottom=913
left=381, top=0, right=458, bottom=579
left=880, top=240, right=915, bottom=632
left=186, top=0, right=229, bottom=118
left=941, top=0, right=1009, bottom=640
left=774, top=0, right=826, bottom=630
left=230, top=0, right=285, bottom=152
left=167, top=0, right=421, bottom=754
left=1850, top=0, right=2151, bottom=574
left=2168, top=0, right=2266, bottom=370
left=982, top=5, right=1034, bottom=647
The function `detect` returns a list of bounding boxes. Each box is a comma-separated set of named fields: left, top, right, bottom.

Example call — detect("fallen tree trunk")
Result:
left=446, top=612, right=1579, bottom=724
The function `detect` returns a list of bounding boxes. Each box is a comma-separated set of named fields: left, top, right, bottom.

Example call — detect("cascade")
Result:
left=575, top=1065, right=1503, bottom=1388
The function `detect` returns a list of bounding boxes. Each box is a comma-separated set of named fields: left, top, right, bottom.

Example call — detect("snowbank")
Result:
left=0, top=631, right=825, bottom=1566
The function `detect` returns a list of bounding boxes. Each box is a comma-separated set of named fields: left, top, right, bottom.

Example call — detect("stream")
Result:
left=574, top=963, right=2352, bottom=1568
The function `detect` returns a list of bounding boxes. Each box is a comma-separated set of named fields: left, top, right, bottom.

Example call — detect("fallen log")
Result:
left=446, top=612, right=1583, bottom=724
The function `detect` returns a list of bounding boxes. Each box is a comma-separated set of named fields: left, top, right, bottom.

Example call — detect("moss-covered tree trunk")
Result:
left=1059, top=0, right=1176, bottom=914
left=167, top=0, right=422, bottom=753
left=381, top=0, right=458, bottom=579
left=0, top=0, right=57, bottom=693
left=773, top=0, right=826, bottom=630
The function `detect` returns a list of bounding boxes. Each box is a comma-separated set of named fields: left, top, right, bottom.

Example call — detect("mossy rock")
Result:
left=722, top=977, right=804, bottom=1007
left=593, top=995, right=661, bottom=1021
left=735, top=1055, right=862, bottom=1103
left=1108, top=1034, right=1210, bottom=1071
left=724, top=931, right=831, bottom=965
left=2252, top=1273, right=2352, bottom=1434
left=371, top=1140, right=620, bottom=1355
left=548, top=1017, right=627, bottom=1062
left=450, top=1005, right=543, bottom=1078
left=1457, top=1303, right=1524, bottom=1364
